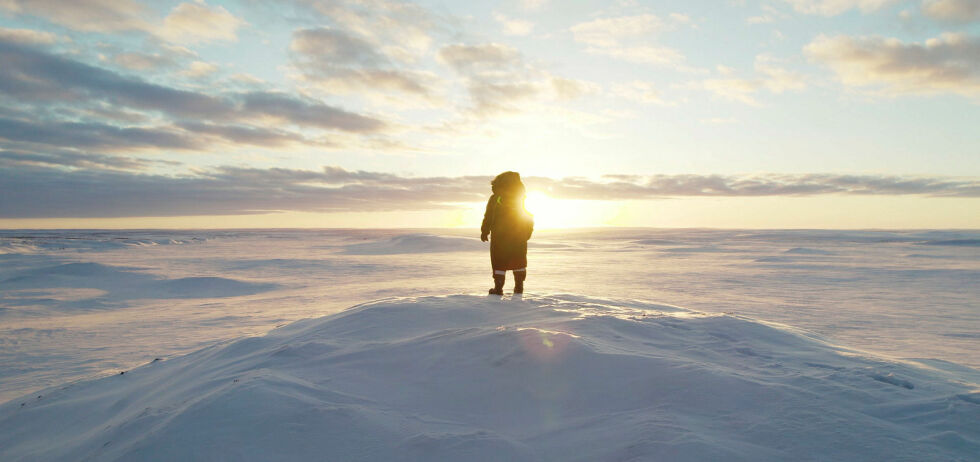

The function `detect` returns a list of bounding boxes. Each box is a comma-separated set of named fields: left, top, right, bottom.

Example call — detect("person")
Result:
left=481, top=171, right=534, bottom=295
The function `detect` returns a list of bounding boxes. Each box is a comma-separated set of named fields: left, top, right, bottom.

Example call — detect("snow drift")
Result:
left=339, top=234, right=486, bottom=255
left=1, top=262, right=277, bottom=305
left=1, top=294, right=978, bottom=461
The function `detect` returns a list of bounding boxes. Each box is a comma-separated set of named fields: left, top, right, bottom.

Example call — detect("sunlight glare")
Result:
left=525, top=191, right=591, bottom=229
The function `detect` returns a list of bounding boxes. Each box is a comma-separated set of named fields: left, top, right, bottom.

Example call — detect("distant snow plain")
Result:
left=0, top=229, right=977, bottom=460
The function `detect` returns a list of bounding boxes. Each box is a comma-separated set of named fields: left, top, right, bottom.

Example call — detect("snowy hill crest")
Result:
left=1, top=294, right=978, bottom=461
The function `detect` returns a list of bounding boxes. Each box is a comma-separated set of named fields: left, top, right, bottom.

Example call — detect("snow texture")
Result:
left=0, top=229, right=978, bottom=460
left=1, top=294, right=977, bottom=461
left=338, top=233, right=487, bottom=255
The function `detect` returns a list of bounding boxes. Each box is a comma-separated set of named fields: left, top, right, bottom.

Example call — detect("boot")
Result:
left=489, top=273, right=505, bottom=295
left=513, top=269, right=526, bottom=294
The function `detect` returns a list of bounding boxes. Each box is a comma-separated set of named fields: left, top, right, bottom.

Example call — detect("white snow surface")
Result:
left=2, top=293, right=978, bottom=461
left=1, top=228, right=979, bottom=460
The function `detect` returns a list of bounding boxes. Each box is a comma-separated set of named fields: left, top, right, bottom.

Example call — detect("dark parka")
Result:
left=481, top=185, right=534, bottom=271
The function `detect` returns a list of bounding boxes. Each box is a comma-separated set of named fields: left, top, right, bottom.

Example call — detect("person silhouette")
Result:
left=481, top=171, right=534, bottom=295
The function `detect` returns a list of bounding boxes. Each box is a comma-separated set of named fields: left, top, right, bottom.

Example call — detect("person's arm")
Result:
left=480, top=196, right=495, bottom=241
left=526, top=213, right=534, bottom=241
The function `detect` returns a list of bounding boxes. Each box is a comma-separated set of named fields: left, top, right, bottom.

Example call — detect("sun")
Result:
left=461, top=190, right=620, bottom=229
left=523, top=191, right=583, bottom=229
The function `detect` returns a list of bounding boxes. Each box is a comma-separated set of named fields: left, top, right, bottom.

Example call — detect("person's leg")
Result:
left=490, top=269, right=506, bottom=295
left=513, top=268, right=526, bottom=293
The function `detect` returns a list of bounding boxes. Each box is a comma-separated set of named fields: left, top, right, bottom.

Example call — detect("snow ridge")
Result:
left=1, top=294, right=977, bottom=461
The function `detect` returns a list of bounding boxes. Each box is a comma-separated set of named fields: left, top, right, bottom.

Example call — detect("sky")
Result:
left=0, top=0, right=977, bottom=229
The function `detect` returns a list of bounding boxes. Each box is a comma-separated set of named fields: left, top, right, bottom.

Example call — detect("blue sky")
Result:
left=0, top=0, right=977, bottom=228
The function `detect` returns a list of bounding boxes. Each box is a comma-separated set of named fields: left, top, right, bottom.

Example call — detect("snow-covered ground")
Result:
left=0, top=229, right=978, bottom=460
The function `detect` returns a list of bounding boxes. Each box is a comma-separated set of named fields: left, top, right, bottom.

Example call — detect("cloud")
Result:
left=180, top=61, right=220, bottom=79
left=921, top=0, right=980, bottom=23
left=0, top=0, right=149, bottom=33
left=778, top=0, right=896, bottom=15
left=2, top=166, right=977, bottom=218
left=112, top=51, right=178, bottom=71
left=522, top=0, right=549, bottom=10
left=0, top=116, right=201, bottom=151
left=493, top=13, right=534, bottom=36
left=175, top=122, right=318, bottom=148
left=0, top=37, right=389, bottom=133
left=0, top=35, right=394, bottom=164
left=289, top=27, right=434, bottom=99
left=0, top=165, right=488, bottom=218
left=669, top=13, right=692, bottom=24
left=755, top=54, right=807, bottom=93
left=0, top=0, right=244, bottom=44
left=525, top=173, right=980, bottom=199
left=569, top=14, right=692, bottom=70
left=239, top=92, right=387, bottom=132
left=0, top=148, right=152, bottom=170
left=551, top=77, right=599, bottom=100
left=611, top=81, right=672, bottom=105
left=689, top=55, right=806, bottom=104
left=293, top=0, right=439, bottom=62
left=291, top=27, right=386, bottom=66
left=570, top=14, right=666, bottom=47
left=439, top=43, right=522, bottom=71
left=0, top=26, right=58, bottom=45
left=588, top=45, right=687, bottom=66
left=805, top=33, right=980, bottom=96
left=438, top=43, right=593, bottom=115
left=747, top=4, right=791, bottom=24
left=0, top=38, right=230, bottom=116
left=158, top=1, right=244, bottom=44
left=699, top=78, right=764, bottom=105
left=438, top=43, right=537, bottom=114
left=0, top=113, right=358, bottom=156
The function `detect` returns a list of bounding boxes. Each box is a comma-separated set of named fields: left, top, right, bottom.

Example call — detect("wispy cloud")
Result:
left=289, top=27, right=435, bottom=99
left=528, top=173, right=980, bottom=199
left=0, top=0, right=150, bottom=33
left=112, top=51, right=179, bottom=71
left=238, top=92, right=387, bottom=132
left=292, top=0, right=441, bottom=62
left=571, top=14, right=668, bottom=48
left=569, top=14, right=694, bottom=71
left=0, top=0, right=246, bottom=43
left=806, top=33, right=980, bottom=97
left=778, top=0, right=896, bottom=15
left=2, top=165, right=976, bottom=218
left=494, top=13, right=534, bottom=36
left=0, top=36, right=389, bottom=157
left=688, top=55, right=806, bottom=105
left=0, top=26, right=59, bottom=45
left=0, top=148, right=155, bottom=171
left=610, top=81, right=673, bottom=105
left=438, top=43, right=594, bottom=116
left=179, top=61, right=220, bottom=79
left=158, top=1, right=244, bottom=44
left=0, top=116, right=203, bottom=151
left=921, top=0, right=980, bottom=23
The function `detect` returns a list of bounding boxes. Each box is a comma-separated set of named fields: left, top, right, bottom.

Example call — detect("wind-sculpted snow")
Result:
left=339, top=233, right=487, bottom=255
left=1, top=228, right=977, bottom=414
left=1, top=262, right=277, bottom=308
left=0, top=231, right=209, bottom=254
left=1, top=295, right=977, bottom=461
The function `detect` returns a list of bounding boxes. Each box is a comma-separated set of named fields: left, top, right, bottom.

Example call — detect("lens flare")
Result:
left=517, top=327, right=575, bottom=362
